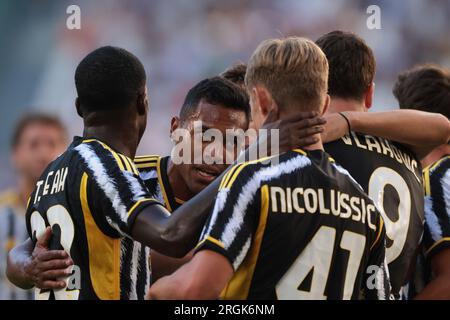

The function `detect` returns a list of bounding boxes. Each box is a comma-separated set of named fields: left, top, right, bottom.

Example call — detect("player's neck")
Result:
left=421, top=144, right=450, bottom=167
left=278, top=111, right=324, bottom=152
left=327, top=97, right=367, bottom=114
left=83, top=125, right=138, bottom=158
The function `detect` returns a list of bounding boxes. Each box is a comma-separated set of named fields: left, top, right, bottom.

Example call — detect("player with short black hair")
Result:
left=5, top=46, right=225, bottom=300
left=6, top=46, right=325, bottom=299
left=393, top=64, right=450, bottom=299
left=180, top=76, right=250, bottom=124
left=75, top=46, right=147, bottom=112
left=220, top=63, right=247, bottom=89
left=148, top=37, right=390, bottom=300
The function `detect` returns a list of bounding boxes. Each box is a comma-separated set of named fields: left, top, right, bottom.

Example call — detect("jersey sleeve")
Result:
left=195, top=162, right=262, bottom=271
left=76, top=140, right=163, bottom=237
left=363, top=215, right=392, bottom=300
left=422, top=158, right=450, bottom=259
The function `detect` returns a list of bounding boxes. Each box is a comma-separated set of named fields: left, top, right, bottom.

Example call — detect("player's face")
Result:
left=173, top=101, right=248, bottom=195
left=12, top=124, right=67, bottom=182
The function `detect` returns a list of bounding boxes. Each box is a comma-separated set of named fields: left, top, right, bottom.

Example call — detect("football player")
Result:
left=316, top=30, right=450, bottom=297
left=148, top=37, right=391, bottom=300
left=6, top=46, right=325, bottom=299
left=393, top=64, right=450, bottom=299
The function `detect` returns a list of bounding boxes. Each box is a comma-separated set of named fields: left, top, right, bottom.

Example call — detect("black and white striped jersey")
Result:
left=25, top=137, right=162, bottom=300
left=325, top=132, right=424, bottom=297
left=422, top=155, right=450, bottom=258
left=405, top=155, right=450, bottom=298
left=135, top=155, right=184, bottom=213
left=196, top=149, right=391, bottom=300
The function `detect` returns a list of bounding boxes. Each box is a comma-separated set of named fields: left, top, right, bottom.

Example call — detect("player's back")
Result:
left=199, top=149, right=390, bottom=300
left=324, top=132, right=424, bottom=296
left=25, top=137, right=158, bottom=300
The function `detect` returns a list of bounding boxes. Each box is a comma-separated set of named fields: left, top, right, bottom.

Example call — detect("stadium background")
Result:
left=0, top=0, right=449, bottom=189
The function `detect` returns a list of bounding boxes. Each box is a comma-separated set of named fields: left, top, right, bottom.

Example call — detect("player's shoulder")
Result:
left=134, top=154, right=160, bottom=169
left=0, top=188, right=20, bottom=208
left=221, top=149, right=312, bottom=190
left=425, top=155, right=450, bottom=176
left=134, top=154, right=161, bottom=180
left=74, top=138, right=139, bottom=175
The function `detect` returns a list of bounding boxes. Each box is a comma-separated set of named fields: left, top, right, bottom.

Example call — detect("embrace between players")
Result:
left=5, top=31, right=450, bottom=300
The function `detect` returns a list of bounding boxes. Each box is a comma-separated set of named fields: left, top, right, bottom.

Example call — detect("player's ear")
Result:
left=256, top=86, right=274, bottom=118
left=170, top=116, right=180, bottom=137
left=75, top=98, right=83, bottom=118
left=365, top=82, right=375, bottom=110
left=136, top=86, right=148, bottom=116
left=321, top=94, right=330, bottom=116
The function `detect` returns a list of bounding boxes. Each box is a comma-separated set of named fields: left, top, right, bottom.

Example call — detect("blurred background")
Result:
left=0, top=0, right=449, bottom=189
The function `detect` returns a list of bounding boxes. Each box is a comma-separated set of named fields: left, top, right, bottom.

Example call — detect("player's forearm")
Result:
left=6, top=240, right=35, bottom=290
left=132, top=178, right=220, bottom=258
left=346, top=110, right=450, bottom=157
left=414, top=274, right=450, bottom=300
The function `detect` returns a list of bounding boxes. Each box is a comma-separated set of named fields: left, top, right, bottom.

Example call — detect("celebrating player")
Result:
left=392, top=64, right=450, bottom=299
left=316, top=30, right=450, bottom=297
left=6, top=46, right=325, bottom=299
left=148, top=37, right=391, bottom=300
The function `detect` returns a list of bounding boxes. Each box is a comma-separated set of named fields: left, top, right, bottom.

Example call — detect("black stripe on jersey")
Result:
left=136, top=245, right=148, bottom=299
left=81, top=141, right=157, bottom=233
left=120, top=239, right=134, bottom=300
left=428, top=159, right=450, bottom=238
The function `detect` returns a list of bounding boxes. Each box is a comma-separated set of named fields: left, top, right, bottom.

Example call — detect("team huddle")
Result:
left=5, top=30, right=450, bottom=300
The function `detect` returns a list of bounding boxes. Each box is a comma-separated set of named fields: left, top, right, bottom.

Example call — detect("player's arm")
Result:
left=150, top=250, right=193, bottom=283
left=6, top=227, right=73, bottom=290
left=414, top=249, right=450, bottom=300
left=323, top=110, right=450, bottom=159
left=131, top=111, right=325, bottom=257
left=148, top=250, right=233, bottom=299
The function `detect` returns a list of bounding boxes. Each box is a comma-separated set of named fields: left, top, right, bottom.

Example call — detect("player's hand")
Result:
left=24, top=227, right=74, bottom=290
left=263, top=110, right=326, bottom=152
left=321, top=112, right=351, bottom=143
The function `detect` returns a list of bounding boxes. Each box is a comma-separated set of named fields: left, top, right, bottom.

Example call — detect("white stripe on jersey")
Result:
left=140, top=170, right=157, bottom=180
left=129, top=242, right=141, bottom=300
left=442, top=168, right=450, bottom=220
left=201, top=189, right=230, bottom=240
left=75, top=143, right=128, bottom=234
left=218, top=155, right=311, bottom=249
left=233, top=237, right=251, bottom=270
left=425, top=195, right=443, bottom=242
left=123, top=171, right=149, bottom=203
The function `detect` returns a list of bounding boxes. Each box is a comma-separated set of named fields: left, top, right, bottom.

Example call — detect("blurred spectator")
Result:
left=0, top=114, right=68, bottom=300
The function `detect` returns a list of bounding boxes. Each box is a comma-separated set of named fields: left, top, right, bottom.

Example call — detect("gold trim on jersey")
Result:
left=220, top=184, right=270, bottom=300
left=134, top=155, right=159, bottom=169
left=174, top=197, right=185, bottom=205
left=222, top=155, right=276, bottom=190
left=423, top=156, right=450, bottom=196
left=196, top=235, right=225, bottom=250
left=83, top=139, right=138, bottom=174
left=156, top=156, right=172, bottom=212
left=127, top=198, right=158, bottom=217
left=80, top=173, right=120, bottom=300
left=370, top=216, right=384, bottom=251
left=292, top=148, right=307, bottom=155
left=425, top=237, right=450, bottom=257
